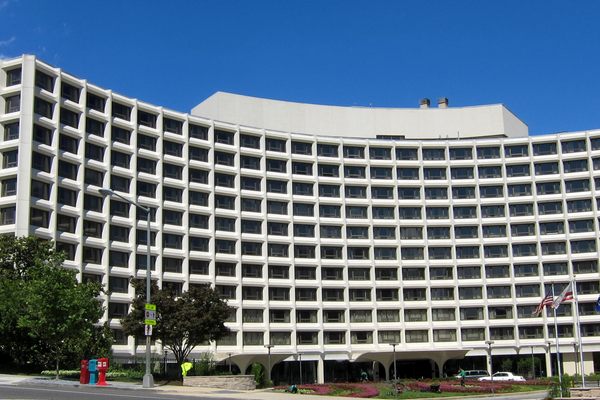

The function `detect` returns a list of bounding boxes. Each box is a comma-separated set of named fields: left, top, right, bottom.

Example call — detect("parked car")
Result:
left=478, top=372, right=526, bottom=382
left=454, top=370, right=490, bottom=379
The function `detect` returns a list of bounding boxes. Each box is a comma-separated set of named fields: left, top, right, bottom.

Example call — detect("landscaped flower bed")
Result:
left=274, top=383, right=379, bottom=397
left=274, top=379, right=550, bottom=398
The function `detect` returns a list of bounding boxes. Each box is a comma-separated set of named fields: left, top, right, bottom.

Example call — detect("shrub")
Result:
left=191, top=352, right=215, bottom=376
left=251, top=363, right=267, bottom=388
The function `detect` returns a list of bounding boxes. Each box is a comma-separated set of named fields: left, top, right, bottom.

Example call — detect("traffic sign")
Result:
left=145, top=304, right=156, bottom=311
left=144, top=309, right=156, bottom=325
left=144, top=325, right=153, bottom=336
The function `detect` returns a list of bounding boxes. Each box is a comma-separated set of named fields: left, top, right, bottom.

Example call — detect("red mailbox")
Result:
left=80, top=360, right=90, bottom=384
left=97, top=358, right=109, bottom=386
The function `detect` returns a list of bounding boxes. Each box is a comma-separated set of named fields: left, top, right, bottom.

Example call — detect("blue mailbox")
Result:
left=88, top=359, right=98, bottom=385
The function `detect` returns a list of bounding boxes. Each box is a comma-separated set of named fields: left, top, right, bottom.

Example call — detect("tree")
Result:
left=121, top=279, right=232, bottom=373
left=0, top=236, right=109, bottom=377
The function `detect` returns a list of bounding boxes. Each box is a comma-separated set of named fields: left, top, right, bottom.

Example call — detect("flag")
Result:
left=552, top=282, right=573, bottom=309
left=595, top=295, right=600, bottom=312
left=533, top=293, right=554, bottom=316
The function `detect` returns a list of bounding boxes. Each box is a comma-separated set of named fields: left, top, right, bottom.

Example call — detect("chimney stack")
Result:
left=438, top=97, right=449, bottom=108
left=419, top=98, right=430, bottom=109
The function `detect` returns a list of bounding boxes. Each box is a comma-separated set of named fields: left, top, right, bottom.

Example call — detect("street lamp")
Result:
left=390, top=343, right=398, bottom=381
left=264, top=344, right=274, bottom=383
left=99, top=188, right=154, bottom=388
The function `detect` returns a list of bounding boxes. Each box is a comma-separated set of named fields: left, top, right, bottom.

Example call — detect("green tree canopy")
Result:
left=0, top=236, right=110, bottom=376
left=121, top=279, right=232, bottom=369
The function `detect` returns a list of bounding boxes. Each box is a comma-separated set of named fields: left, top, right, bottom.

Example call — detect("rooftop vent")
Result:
left=419, top=98, right=430, bottom=109
left=438, top=97, right=449, bottom=108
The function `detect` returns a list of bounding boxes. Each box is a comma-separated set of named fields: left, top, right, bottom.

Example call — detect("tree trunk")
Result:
left=55, top=358, right=60, bottom=380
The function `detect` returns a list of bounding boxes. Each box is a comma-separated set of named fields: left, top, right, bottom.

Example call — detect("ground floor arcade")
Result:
left=118, top=344, right=600, bottom=384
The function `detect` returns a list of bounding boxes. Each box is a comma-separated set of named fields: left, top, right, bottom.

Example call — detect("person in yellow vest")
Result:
left=181, top=360, right=194, bottom=377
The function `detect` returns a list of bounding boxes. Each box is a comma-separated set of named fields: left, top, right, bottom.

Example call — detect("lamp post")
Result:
left=485, top=340, right=494, bottom=389
left=264, top=344, right=274, bottom=383
left=390, top=343, right=398, bottom=381
left=99, top=188, right=154, bottom=388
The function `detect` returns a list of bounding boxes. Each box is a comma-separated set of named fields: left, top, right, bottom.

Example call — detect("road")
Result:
left=0, top=383, right=229, bottom=400
left=0, top=381, right=549, bottom=400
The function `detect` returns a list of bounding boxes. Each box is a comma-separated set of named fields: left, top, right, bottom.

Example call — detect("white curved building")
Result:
left=1, top=55, right=599, bottom=382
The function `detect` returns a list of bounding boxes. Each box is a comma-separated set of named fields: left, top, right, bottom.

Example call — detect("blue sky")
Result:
left=1, top=0, right=599, bottom=135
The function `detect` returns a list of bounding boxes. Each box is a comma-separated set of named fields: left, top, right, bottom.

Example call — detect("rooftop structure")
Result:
left=192, top=92, right=528, bottom=140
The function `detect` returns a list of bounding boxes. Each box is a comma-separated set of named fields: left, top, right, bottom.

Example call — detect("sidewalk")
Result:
left=0, top=374, right=349, bottom=400
left=0, top=374, right=549, bottom=400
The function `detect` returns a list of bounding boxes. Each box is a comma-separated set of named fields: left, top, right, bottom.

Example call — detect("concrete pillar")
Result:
left=371, top=361, right=379, bottom=381
left=15, top=55, right=36, bottom=237
left=384, top=361, right=390, bottom=381
left=545, top=348, right=552, bottom=377
left=317, top=356, right=325, bottom=384
left=430, top=359, right=437, bottom=378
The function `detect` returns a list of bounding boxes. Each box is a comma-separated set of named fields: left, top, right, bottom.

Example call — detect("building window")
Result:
left=83, top=246, right=103, bottom=264
left=30, top=207, right=49, bottom=228
left=396, top=147, right=418, bottom=160
left=109, top=276, right=129, bottom=294
left=189, top=260, right=209, bottom=274
left=291, top=141, right=312, bottom=155
left=57, top=186, right=77, bottom=206
left=109, top=251, right=129, bottom=268
left=214, top=129, right=234, bottom=145
left=3, top=122, right=19, bottom=141
left=86, top=93, right=105, bottom=112
left=190, top=146, right=209, bottom=162
left=34, top=98, right=53, bottom=118
left=107, top=225, right=129, bottom=242
left=243, top=309, right=263, bottom=323
left=351, top=331, right=373, bottom=344
left=240, top=134, right=260, bottom=149
left=1, top=178, right=16, bottom=197
left=59, top=108, right=80, bottom=128
left=317, top=144, right=338, bottom=157
left=6, top=68, right=21, bottom=86
left=189, top=124, right=209, bottom=140
left=2, top=150, right=17, bottom=168
left=0, top=206, right=15, bottom=225
left=378, top=330, right=401, bottom=344
left=112, top=102, right=131, bottom=120
left=84, top=143, right=104, bottom=162
left=5, top=94, right=20, bottom=113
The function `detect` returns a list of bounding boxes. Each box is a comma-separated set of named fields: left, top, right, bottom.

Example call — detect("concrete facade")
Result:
left=0, top=55, right=599, bottom=383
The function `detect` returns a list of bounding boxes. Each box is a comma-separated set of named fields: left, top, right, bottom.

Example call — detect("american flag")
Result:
left=533, top=293, right=554, bottom=316
left=552, top=282, right=573, bottom=309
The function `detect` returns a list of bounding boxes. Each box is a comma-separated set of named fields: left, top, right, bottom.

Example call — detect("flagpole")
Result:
left=552, top=282, right=563, bottom=393
left=573, top=276, right=586, bottom=388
